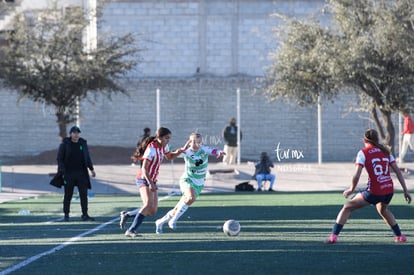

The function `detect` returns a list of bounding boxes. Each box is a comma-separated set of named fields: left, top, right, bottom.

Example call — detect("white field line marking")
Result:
left=1, top=193, right=178, bottom=274
left=1, top=218, right=117, bottom=275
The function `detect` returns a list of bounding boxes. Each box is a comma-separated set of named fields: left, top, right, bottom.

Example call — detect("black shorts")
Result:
left=362, top=190, right=393, bottom=205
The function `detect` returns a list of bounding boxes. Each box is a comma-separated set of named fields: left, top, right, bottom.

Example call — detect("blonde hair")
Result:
left=189, top=132, right=201, bottom=138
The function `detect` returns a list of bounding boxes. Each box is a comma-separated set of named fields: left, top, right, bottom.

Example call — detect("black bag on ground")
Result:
left=235, top=181, right=254, bottom=192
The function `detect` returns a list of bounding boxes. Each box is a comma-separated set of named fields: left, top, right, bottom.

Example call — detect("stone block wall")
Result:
left=0, top=77, right=377, bottom=163
left=0, top=0, right=402, bottom=163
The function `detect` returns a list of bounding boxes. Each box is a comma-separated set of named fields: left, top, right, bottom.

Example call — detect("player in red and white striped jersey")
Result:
left=121, top=127, right=190, bottom=237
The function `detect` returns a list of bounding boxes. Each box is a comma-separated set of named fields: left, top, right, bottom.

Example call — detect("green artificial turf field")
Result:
left=1, top=192, right=413, bottom=275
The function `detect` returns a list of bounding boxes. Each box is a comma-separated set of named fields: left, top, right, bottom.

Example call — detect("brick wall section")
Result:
left=0, top=0, right=402, bottom=162
left=101, top=0, right=324, bottom=77
left=0, top=77, right=378, bottom=162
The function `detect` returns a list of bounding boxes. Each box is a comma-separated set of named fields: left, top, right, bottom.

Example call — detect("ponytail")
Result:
left=363, top=129, right=390, bottom=156
left=131, top=136, right=155, bottom=162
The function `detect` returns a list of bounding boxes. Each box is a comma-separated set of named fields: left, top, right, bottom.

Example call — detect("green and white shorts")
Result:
left=180, top=178, right=204, bottom=198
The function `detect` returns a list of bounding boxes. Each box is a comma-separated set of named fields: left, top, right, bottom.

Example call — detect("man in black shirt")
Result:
left=56, top=126, right=96, bottom=221
left=222, top=118, right=242, bottom=165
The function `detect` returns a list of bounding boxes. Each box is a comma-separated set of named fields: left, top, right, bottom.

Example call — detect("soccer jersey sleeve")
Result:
left=201, top=145, right=222, bottom=155
left=355, top=150, right=365, bottom=167
left=142, top=143, right=157, bottom=161
left=389, top=154, right=395, bottom=164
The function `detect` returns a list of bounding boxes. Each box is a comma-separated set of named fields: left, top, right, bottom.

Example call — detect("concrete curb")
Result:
left=1, top=162, right=413, bottom=203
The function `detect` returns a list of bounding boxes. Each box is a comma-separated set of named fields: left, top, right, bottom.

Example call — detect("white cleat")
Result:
left=119, top=211, right=128, bottom=230
left=168, top=220, right=176, bottom=230
left=155, top=219, right=163, bottom=234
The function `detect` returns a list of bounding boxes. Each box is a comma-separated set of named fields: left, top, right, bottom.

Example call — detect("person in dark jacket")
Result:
left=222, top=118, right=242, bottom=165
left=253, top=152, right=276, bottom=192
left=56, top=126, right=96, bottom=222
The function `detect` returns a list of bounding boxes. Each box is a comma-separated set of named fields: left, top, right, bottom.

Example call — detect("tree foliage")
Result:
left=263, top=0, right=414, bottom=153
left=264, top=15, right=341, bottom=106
left=0, top=5, right=140, bottom=139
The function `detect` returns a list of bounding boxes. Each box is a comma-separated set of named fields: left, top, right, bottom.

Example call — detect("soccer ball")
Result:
left=223, top=219, right=241, bottom=236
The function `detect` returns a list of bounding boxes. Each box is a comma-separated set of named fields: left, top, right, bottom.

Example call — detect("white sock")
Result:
left=157, top=209, right=174, bottom=224
left=170, top=201, right=188, bottom=223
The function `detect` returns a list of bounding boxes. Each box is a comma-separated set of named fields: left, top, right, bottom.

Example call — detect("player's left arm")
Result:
left=210, top=148, right=225, bottom=158
left=390, top=162, right=412, bottom=204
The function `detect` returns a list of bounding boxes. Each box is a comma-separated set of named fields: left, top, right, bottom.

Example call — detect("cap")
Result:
left=260, top=152, right=268, bottom=157
left=69, top=126, right=81, bottom=133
